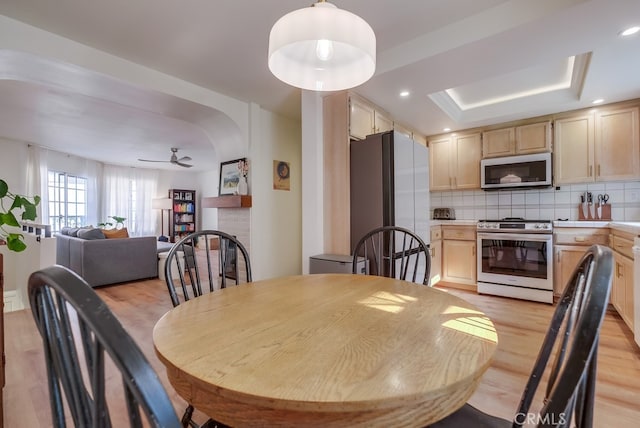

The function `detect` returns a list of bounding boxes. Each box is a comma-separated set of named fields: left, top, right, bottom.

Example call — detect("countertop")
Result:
left=554, top=221, right=640, bottom=235
left=431, top=220, right=477, bottom=226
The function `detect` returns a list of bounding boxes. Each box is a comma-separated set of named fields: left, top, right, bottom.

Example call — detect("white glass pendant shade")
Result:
left=268, top=1, right=376, bottom=91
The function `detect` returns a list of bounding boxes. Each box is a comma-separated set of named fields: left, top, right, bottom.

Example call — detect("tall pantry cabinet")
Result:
left=169, top=189, right=196, bottom=242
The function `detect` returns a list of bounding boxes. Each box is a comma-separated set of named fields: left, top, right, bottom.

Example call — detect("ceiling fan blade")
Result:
left=173, top=161, right=193, bottom=168
left=138, top=158, right=170, bottom=163
left=177, top=156, right=192, bottom=162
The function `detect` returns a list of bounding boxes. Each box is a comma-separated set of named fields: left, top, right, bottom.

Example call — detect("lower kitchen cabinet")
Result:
left=441, top=226, right=476, bottom=288
left=554, top=245, right=590, bottom=296
left=553, top=227, right=609, bottom=296
left=610, top=228, right=635, bottom=331
left=429, top=226, right=442, bottom=286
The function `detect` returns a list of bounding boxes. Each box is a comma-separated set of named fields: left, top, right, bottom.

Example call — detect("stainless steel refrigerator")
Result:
left=350, top=130, right=430, bottom=268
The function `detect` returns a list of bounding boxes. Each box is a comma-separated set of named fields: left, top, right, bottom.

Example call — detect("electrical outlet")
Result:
left=628, top=191, right=640, bottom=202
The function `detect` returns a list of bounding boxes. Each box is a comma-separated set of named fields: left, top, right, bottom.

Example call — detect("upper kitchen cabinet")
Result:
left=429, top=133, right=481, bottom=191
left=555, top=106, right=640, bottom=184
left=349, top=95, right=393, bottom=140
left=482, top=121, right=551, bottom=158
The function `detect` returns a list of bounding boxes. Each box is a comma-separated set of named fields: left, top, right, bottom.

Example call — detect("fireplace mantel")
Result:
left=202, top=195, right=252, bottom=209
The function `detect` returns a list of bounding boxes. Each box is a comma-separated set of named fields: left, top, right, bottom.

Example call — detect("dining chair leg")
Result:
left=181, top=404, right=195, bottom=428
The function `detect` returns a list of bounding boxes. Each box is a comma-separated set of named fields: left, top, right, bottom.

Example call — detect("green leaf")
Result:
left=6, top=233, right=26, bottom=252
left=10, top=195, right=23, bottom=211
left=0, top=212, right=19, bottom=227
left=0, top=180, right=7, bottom=198
left=22, top=201, right=37, bottom=221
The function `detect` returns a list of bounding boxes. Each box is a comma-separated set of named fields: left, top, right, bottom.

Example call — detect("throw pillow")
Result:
left=103, top=227, right=129, bottom=239
left=60, top=227, right=73, bottom=235
left=77, top=228, right=106, bottom=240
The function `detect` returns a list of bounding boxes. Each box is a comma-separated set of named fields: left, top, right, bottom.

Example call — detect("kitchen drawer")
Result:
left=611, top=234, right=635, bottom=259
left=430, top=227, right=442, bottom=241
left=442, top=226, right=476, bottom=241
left=554, top=228, right=609, bottom=246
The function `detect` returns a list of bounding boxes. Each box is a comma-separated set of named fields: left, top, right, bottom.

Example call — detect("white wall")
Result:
left=250, top=105, right=302, bottom=280
left=300, top=91, right=325, bottom=274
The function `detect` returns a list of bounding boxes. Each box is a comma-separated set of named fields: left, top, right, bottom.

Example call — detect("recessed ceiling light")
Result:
left=592, top=98, right=604, bottom=104
left=399, top=90, right=410, bottom=97
left=620, top=26, right=640, bottom=37
left=443, top=127, right=451, bottom=132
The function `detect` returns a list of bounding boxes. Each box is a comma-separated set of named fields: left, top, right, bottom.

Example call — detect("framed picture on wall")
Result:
left=273, top=160, right=290, bottom=191
left=219, top=158, right=245, bottom=195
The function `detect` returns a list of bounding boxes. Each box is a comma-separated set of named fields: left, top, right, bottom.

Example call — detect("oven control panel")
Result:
left=477, top=220, right=552, bottom=233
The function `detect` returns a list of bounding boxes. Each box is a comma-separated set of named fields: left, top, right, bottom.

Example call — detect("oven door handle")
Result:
left=477, top=232, right=552, bottom=242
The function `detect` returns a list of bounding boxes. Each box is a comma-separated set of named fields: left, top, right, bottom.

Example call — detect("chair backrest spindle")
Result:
left=352, top=225, right=431, bottom=285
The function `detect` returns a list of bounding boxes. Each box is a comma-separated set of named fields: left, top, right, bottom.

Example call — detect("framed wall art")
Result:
left=219, top=158, right=245, bottom=195
left=273, top=160, right=290, bottom=191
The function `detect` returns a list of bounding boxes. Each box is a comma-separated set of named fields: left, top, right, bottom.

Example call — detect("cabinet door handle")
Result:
left=617, top=262, right=623, bottom=278
left=589, top=165, right=593, bottom=177
left=597, top=164, right=601, bottom=177
left=472, top=246, right=476, bottom=256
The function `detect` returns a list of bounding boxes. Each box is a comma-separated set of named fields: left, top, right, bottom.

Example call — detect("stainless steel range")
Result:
left=477, top=218, right=553, bottom=303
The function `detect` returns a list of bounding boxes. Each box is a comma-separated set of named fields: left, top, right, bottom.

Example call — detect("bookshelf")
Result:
left=169, top=189, right=196, bottom=242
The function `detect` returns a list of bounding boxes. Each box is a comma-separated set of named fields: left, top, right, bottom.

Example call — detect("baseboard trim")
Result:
left=3, top=290, right=25, bottom=312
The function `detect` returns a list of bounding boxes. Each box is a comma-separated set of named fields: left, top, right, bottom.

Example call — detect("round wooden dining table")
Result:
left=153, top=274, right=498, bottom=427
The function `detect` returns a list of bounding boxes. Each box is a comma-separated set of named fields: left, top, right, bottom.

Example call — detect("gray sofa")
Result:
left=56, top=233, right=158, bottom=287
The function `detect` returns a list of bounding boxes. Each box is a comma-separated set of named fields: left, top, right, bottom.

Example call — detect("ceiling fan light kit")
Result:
left=138, top=147, right=193, bottom=168
left=268, top=0, right=376, bottom=91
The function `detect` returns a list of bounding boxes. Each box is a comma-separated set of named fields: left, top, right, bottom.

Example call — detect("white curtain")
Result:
left=25, top=145, right=48, bottom=224
left=102, top=165, right=158, bottom=236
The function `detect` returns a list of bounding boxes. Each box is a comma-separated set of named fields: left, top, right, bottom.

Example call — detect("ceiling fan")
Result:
left=138, top=147, right=193, bottom=168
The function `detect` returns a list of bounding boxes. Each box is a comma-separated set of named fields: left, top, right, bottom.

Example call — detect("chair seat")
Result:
left=430, top=404, right=511, bottom=428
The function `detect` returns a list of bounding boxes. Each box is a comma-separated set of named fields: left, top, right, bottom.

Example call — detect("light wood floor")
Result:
left=3, top=277, right=640, bottom=427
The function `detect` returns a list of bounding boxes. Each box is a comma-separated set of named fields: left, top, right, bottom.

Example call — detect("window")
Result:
left=48, top=171, right=88, bottom=232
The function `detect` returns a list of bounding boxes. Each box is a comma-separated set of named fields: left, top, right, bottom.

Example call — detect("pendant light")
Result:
left=268, top=0, right=376, bottom=91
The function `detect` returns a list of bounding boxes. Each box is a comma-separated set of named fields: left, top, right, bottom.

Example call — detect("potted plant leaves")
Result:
left=0, top=179, right=41, bottom=252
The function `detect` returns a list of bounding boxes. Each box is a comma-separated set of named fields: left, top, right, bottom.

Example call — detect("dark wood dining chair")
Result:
left=28, top=265, right=181, bottom=428
left=430, top=244, right=613, bottom=428
left=352, top=225, right=431, bottom=285
left=164, top=230, right=252, bottom=427
left=164, top=230, right=252, bottom=306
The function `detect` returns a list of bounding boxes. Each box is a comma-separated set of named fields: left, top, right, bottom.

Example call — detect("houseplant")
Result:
left=98, top=216, right=127, bottom=230
left=0, top=179, right=41, bottom=252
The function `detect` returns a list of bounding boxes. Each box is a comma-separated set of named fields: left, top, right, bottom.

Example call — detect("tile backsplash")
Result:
left=430, top=181, right=640, bottom=221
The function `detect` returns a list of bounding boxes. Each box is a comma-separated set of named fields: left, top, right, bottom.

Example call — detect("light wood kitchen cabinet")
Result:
left=428, top=133, right=481, bottom=191
left=553, top=227, right=609, bottom=296
left=554, top=106, right=640, bottom=184
left=349, top=95, right=392, bottom=140
left=610, top=228, right=635, bottom=331
left=441, top=225, right=476, bottom=288
left=429, top=226, right=442, bottom=286
left=482, top=121, right=551, bottom=158
left=374, top=110, right=393, bottom=134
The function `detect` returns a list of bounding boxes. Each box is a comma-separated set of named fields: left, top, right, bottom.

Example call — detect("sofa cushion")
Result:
left=77, top=228, right=106, bottom=240
left=103, top=227, right=129, bottom=239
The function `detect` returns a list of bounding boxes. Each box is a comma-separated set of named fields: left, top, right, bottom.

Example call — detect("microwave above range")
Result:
left=481, top=152, right=552, bottom=190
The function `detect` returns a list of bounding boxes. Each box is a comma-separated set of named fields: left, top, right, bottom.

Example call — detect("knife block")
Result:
left=577, top=203, right=611, bottom=220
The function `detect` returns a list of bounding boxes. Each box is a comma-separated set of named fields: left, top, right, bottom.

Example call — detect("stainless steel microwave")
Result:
left=481, top=152, right=552, bottom=190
